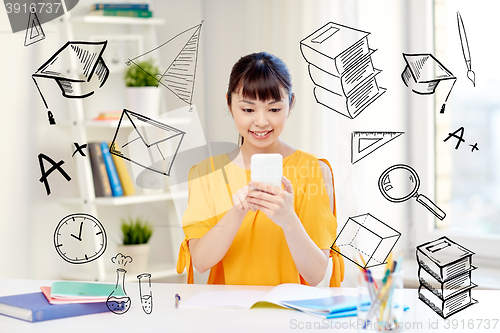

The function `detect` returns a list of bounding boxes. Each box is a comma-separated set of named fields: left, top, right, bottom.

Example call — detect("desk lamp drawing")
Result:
left=32, top=41, right=110, bottom=125
left=126, top=21, right=203, bottom=112
left=401, top=53, right=456, bottom=114
left=378, top=164, right=446, bottom=220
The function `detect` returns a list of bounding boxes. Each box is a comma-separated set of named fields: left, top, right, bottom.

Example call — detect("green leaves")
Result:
left=124, top=59, right=160, bottom=87
left=120, top=217, right=153, bottom=245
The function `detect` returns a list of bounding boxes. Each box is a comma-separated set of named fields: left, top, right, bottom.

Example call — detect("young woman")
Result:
left=176, top=52, right=344, bottom=286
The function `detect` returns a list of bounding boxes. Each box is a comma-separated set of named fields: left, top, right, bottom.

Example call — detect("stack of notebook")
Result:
left=0, top=282, right=118, bottom=322
left=300, top=22, right=386, bottom=119
left=416, top=236, right=477, bottom=319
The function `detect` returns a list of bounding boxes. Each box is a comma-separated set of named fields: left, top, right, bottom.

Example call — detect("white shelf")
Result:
left=72, top=15, right=165, bottom=25
left=60, top=118, right=191, bottom=128
left=84, top=117, right=191, bottom=128
left=61, top=263, right=181, bottom=282
left=61, top=191, right=188, bottom=206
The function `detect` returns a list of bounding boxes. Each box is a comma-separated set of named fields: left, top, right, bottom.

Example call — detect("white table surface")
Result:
left=0, top=279, right=498, bottom=333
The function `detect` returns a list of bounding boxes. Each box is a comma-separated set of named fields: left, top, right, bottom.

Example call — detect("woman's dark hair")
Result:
left=226, top=52, right=294, bottom=146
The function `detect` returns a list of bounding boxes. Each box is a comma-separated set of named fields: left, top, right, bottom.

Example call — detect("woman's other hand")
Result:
left=232, top=185, right=252, bottom=213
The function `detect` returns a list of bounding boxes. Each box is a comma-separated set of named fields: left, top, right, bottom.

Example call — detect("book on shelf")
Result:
left=92, top=3, right=149, bottom=10
left=300, top=22, right=385, bottom=119
left=0, top=292, right=108, bottom=322
left=101, top=142, right=124, bottom=197
left=111, top=144, right=136, bottom=196
left=93, top=110, right=123, bottom=121
left=88, top=142, right=112, bottom=197
left=89, top=9, right=153, bottom=18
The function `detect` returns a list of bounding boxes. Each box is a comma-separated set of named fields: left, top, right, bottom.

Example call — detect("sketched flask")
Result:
left=107, top=268, right=131, bottom=314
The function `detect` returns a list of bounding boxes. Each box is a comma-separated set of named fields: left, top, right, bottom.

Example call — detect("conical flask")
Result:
left=106, top=268, right=131, bottom=314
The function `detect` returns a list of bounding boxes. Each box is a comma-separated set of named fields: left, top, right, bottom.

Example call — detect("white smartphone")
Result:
left=251, top=153, right=283, bottom=188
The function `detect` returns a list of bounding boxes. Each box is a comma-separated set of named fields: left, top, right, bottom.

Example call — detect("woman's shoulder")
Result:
left=188, top=153, right=229, bottom=176
left=287, top=149, right=325, bottom=166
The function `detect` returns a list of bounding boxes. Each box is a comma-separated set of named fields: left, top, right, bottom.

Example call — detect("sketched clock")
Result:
left=54, top=213, right=107, bottom=264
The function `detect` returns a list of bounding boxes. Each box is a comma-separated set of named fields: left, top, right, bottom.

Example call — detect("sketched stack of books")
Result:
left=416, top=236, right=477, bottom=319
left=300, top=22, right=385, bottom=119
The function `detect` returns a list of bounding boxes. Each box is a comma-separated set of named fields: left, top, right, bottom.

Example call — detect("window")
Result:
left=432, top=0, right=500, bottom=258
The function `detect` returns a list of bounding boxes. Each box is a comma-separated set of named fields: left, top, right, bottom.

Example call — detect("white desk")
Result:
left=0, top=279, right=498, bottom=333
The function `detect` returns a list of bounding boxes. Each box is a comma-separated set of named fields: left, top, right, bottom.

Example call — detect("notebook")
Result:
left=50, top=281, right=122, bottom=299
left=180, top=283, right=332, bottom=309
left=0, top=292, right=108, bottom=322
left=40, top=287, right=107, bottom=305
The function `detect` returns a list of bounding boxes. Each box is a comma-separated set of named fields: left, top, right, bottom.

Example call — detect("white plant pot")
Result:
left=116, top=243, right=151, bottom=274
left=125, top=87, right=161, bottom=118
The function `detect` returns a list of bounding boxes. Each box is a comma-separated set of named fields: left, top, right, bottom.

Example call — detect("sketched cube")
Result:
left=332, top=213, right=400, bottom=269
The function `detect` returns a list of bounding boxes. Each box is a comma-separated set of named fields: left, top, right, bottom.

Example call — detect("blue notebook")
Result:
left=281, top=295, right=370, bottom=315
left=101, top=142, right=124, bottom=197
left=282, top=296, right=409, bottom=319
left=0, top=292, right=108, bottom=322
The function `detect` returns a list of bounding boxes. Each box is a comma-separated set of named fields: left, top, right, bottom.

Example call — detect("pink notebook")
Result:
left=40, top=287, right=107, bottom=305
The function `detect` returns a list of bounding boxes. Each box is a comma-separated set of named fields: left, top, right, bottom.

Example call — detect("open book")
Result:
left=180, top=284, right=333, bottom=309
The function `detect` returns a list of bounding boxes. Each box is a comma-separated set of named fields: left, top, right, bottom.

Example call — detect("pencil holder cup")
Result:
left=357, top=268, right=404, bottom=332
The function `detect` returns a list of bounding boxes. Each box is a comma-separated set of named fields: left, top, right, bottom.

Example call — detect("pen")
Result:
left=175, top=294, right=181, bottom=308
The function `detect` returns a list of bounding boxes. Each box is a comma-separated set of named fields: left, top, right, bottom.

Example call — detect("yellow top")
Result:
left=176, top=150, right=344, bottom=286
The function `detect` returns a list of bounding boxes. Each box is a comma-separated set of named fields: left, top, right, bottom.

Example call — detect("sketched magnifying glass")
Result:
left=378, top=164, right=446, bottom=220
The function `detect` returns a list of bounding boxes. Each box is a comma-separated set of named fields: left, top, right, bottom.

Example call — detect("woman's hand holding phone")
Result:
left=246, top=176, right=297, bottom=229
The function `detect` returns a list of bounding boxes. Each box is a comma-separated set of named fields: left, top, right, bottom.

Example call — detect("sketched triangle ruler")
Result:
left=351, top=131, right=404, bottom=164
left=24, top=11, right=46, bottom=47
left=126, top=21, right=203, bottom=111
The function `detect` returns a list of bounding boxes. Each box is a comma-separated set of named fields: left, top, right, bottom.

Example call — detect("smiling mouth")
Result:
left=250, top=130, right=273, bottom=137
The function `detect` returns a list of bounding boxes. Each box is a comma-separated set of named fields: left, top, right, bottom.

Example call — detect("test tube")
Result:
left=137, top=273, right=153, bottom=314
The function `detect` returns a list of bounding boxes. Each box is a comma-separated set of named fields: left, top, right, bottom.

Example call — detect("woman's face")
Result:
left=229, top=88, right=291, bottom=150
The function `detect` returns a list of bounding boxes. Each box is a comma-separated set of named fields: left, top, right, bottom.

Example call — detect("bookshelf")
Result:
left=71, top=15, right=165, bottom=25
left=57, top=5, right=185, bottom=282
left=60, top=191, right=188, bottom=206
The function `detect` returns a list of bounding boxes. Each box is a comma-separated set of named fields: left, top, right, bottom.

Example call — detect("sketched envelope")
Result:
left=401, top=53, right=456, bottom=97
left=110, top=110, right=185, bottom=177
left=32, top=41, right=109, bottom=100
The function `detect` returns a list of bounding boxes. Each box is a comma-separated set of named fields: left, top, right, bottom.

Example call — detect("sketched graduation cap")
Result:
left=110, top=109, right=185, bottom=177
left=401, top=53, right=456, bottom=111
left=32, top=41, right=109, bottom=124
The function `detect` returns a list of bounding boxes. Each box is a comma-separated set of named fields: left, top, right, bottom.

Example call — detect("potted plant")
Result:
left=124, top=59, right=161, bottom=117
left=117, top=217, right=154, bottom=273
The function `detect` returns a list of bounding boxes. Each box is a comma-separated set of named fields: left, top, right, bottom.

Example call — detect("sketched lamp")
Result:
left=332, top=213, right=401, bottom=269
